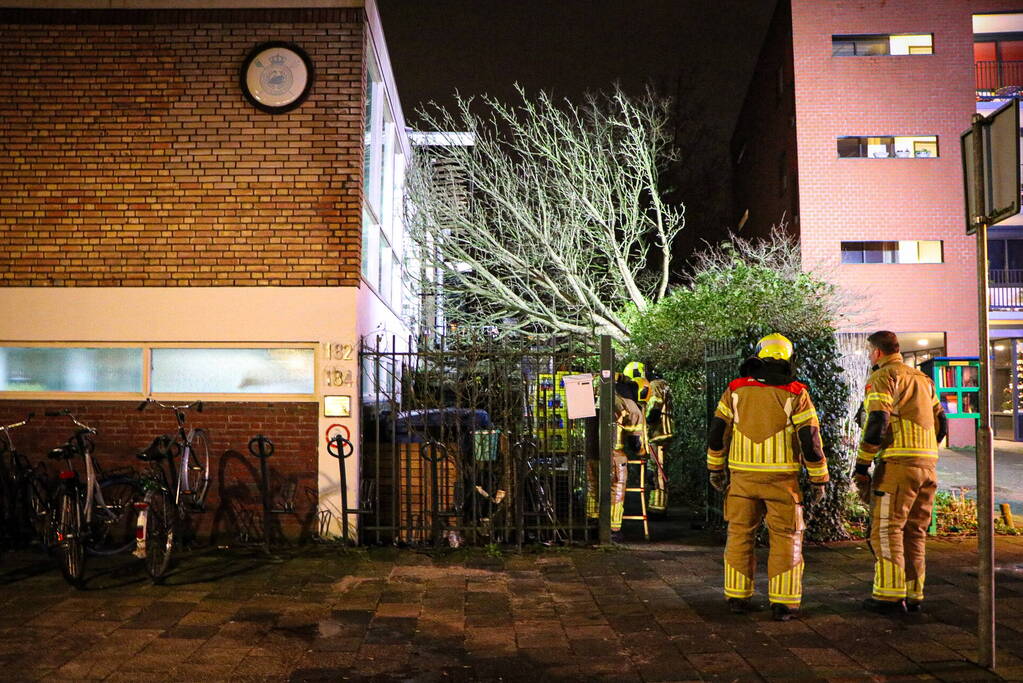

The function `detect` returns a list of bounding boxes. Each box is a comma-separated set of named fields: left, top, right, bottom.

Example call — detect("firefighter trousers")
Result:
left=868, top=460, right=937, bottom=603
left=647, top=442, right=667, bottom=512
left=586, top=451, right=628, bottom=531
left=723, top=471, right=805, bottom=607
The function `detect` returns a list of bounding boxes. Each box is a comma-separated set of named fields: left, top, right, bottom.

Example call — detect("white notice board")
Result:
left=563, top=373, right=597, bottom=419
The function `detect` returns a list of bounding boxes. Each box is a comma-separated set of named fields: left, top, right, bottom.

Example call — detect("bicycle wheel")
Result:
left=87, top=475, right=140, bottom=556
left=183, top=429, right=210, bottom=509
left=55, top=488, right=85, bottom=586
left=141, top=488, right=174, bottom=580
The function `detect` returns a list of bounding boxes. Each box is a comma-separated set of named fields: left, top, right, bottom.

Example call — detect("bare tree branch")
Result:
left=405, top=85, right=685, bottom=342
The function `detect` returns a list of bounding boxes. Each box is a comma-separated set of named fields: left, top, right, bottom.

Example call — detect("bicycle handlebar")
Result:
left=1, top=411, right=34, bottom=432
left=44, top=409, right=96, bottom=434
left=138, top=398, right=205, bottom=414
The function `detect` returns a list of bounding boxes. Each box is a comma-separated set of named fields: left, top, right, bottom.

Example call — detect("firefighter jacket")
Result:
left=857, top=353, right=948, bottom=469
left=615, top=394, right=646, bottom=455
left=645, top=379, right=674, bottom=444
left=706, top=357, right=828, bottom=483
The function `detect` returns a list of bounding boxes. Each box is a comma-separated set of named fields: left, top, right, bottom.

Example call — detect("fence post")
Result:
left=598, top=335, right=614, bottom=544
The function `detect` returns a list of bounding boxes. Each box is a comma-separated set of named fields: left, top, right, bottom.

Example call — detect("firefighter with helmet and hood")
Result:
left=623, top=361, right=673, bottom=513
left=706, top=333, right=828, bottom=621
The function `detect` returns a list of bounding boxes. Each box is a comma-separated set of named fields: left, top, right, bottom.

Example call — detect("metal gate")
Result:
left=359, top=334, right=606, bottom=547
left=704, top=339, right=741, bottom=527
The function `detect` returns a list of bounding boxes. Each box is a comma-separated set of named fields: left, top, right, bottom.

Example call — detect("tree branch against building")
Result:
left=405, top=85, right=685, bottom=342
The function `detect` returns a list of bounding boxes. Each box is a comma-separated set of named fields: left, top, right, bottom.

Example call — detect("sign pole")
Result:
left=598, top=335, right=614, bottom=544
left=972, top=112, right=996, bottom=671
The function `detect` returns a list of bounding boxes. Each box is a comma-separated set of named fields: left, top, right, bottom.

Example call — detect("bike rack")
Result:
left=248, top=434, right=275, bottom=553
left=327, top=433, right=369, bottom=545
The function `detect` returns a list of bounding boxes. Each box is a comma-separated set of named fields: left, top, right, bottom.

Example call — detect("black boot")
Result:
left=771, top=603, right=798, bottom=621
left=862, top=598, right=907, bottom=614
left=905, top=600, right=923, bottom=613
left=727, top=597, right=751, bottom=614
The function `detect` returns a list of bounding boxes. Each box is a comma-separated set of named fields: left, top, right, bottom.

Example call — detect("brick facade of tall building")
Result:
left=0, top=8, right=363, bottom=287
left=735, top=0, right=1023, bottom=446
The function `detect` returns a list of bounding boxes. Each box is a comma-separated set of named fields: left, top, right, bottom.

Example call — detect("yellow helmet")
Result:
left=756, top=333, right=794, bottom=361
left=623, top=361, right=646, bottom=380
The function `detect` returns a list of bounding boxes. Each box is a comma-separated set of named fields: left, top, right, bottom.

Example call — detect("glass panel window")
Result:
left=837, top=136, right=938, bottom=158
left=151, top=348, right=314, bottom=394
left=0, top=347, right=142, bottom=392
left=362, top=209, right=380, bottom=287
left=974, top=41, right=997, bottom=62
left=1007, top=239, right=1023, bottom=270
left=841, top=240, right=943, bottom=264
left=832, top=34, right=932, bottom=56
left=889, top=34, right=933, bottom=55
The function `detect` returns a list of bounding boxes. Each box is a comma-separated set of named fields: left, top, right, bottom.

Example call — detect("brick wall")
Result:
left=0, top=8, right=363, bottom=287
left=0, top=400, right=320, bottom=543
left=790, top=0, right=1022, bottom=445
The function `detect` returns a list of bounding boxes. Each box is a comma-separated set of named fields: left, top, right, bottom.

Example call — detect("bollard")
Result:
left=420, top=441, right=448, bottom=546
left=327, top=433, right=356, bottom=544
left=1001, top=503, right=1015, bottom=528
left=248, top=435, right=275, bottom=553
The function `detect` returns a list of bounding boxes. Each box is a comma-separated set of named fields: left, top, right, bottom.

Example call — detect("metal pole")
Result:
left=972, top=112, right=996, bottom=671
left=598, top=335, right=614, bottom=544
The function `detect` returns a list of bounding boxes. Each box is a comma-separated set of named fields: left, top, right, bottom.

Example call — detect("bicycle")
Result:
left=46, top=410, right=140, bottom=587
left=0, top=412, right=51, bottom=553
left=134, top=399, right=210, bottom=580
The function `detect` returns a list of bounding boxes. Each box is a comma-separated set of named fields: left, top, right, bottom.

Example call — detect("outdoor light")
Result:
left=917, top=339, right=929, bottom=346
left=996, top=344, right=1006, bottom=351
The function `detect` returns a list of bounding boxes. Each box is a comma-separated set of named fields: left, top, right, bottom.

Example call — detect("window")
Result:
left=832, top=33, right=933, bottom=56
left=988, top=238, right=1023, bottom=283
left=837, top=136, right=938, bottom=158
left=840, top=240, right=943, bottom=264
left=151, top=348, right=314, bottom=394
left=0, top=347, right=142, bottom=392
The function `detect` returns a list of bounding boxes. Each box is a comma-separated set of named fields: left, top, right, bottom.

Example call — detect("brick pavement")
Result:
left=2, top=536, right=1023, bottom=681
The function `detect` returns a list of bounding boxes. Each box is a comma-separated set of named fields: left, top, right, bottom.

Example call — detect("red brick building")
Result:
left=733, top=1, right=1023, bottom=446
left=0, top=1, right=416, bottom=540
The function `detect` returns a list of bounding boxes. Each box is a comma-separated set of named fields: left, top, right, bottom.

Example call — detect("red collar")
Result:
left=729, top=376, right=806, bottom=395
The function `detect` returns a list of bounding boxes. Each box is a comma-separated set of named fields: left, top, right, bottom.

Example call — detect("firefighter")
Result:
left=586, top=389, right=644, bottom=542
left=856, top=331, right=947, bottom=614
left=645, top=377, right=673, bottom=513
left=707, top=333, right=828, bottom=621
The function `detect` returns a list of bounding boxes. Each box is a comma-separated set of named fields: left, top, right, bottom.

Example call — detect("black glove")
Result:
left=808, top=483, right=826, bottom=506
left=854, top=473, right=872, bottom=504
left=709, top=471, right=727, bottom=493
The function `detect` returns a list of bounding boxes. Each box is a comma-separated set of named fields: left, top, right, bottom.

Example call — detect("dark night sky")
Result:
left=377, top=0, right=778, bottom=248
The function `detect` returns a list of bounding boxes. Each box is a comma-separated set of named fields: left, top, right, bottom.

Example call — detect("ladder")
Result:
left=622, top=458, right=649, bottom=540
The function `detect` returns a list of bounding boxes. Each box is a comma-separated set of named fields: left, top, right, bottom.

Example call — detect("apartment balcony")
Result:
left=977, top=60, right=1023, bottom=99
left=991, top=270, right=1023, bottom=310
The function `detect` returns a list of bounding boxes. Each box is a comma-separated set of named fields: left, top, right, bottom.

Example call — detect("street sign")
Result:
left=961, top=99, right=1021, bottom=234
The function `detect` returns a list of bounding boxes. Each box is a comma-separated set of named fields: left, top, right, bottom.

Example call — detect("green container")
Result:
left=473, top=430, right=501, bottom=461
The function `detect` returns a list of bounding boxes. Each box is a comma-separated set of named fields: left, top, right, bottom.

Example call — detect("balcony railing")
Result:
left=977, top=60, right=1023, bottom=97
left=991, top=271, right=1023, bottom=310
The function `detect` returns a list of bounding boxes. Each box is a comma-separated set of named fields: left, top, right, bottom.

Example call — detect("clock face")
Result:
left=241, top=42, right=314, bottom=114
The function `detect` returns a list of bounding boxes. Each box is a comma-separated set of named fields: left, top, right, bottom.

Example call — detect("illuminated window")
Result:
left=832, top=34, right=933, bottom=56
left=840, top=240, right=943, bottom=264
left=151, top=348, right=315, bottom=394
left=0, top=347, right=142, bottom=392
left=837, top=136, right=938, bottom=158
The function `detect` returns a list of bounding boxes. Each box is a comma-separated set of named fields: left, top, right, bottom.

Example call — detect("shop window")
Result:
left=151, top=348, right=314, bottom=394
left=0, top=347, right=142, bottom=393
left=841, top=240, right=943, bottom=264
left=833, top=33, right=933, bottom=56
left=837, top=136, right=938, bottom=158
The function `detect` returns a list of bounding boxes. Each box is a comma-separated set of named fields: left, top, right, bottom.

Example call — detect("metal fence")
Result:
left=703, top=340, right=741, bottom=528
left=359, top=334, right=606, bottom=547
left=976, top=60, right=1023, bottom=96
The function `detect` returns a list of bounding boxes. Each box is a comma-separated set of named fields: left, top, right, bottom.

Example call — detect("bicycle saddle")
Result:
left=47, top=444, right=72, bottom=460
left=136, top=434, right=174, bottom=462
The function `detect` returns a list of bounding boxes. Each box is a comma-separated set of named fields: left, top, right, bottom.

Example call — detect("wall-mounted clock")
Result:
left=240, top=41, right=314, bottom=114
